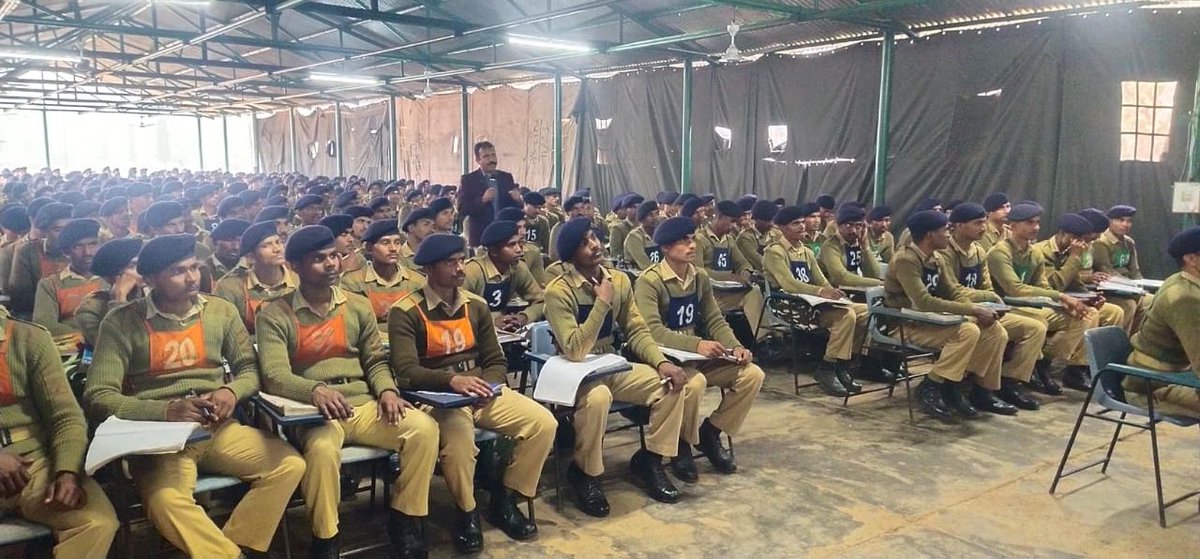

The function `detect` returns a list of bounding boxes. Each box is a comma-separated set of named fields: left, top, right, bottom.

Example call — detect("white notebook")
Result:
left=533, top=354, right=631, bottom=406
left=258, top=393, right=320, bottom=416
left=85, top=417, right=209, bottom=475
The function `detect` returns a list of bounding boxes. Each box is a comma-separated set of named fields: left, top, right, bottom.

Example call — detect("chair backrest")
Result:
left=1084, top=326, right=1133, bottom=406
left=527, top=320, right=554, bottom=383
left=863, top=286, right=902, bottom=347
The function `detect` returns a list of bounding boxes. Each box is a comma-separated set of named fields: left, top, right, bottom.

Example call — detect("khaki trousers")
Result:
left=998, top=313, right=1048, bottom=382
left=429, top=387, right=555, bottom=512
left=1122, top=351, right=1200, bottom=419
left=1109, top=293, right=1151, bottom=334
left=130, top=422, right=306, bottom=557
left=714, top=287, right=765, bottom=341
left=819, top=302, right=869, bottom=362
left=298, top=402, right=439, bottom=538
left=894, top=319, right=1008, bottom=389
left=574, top=363, right=706, bottom=477
left=680, top=360, right=766, bottom=444
left=0, top=446, right=117, bottom=559
left=1013, top=307, right=1094, bottom=366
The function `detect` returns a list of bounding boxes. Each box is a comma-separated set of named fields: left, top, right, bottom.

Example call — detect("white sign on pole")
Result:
left=1172, top=182, right=1200, bottom=214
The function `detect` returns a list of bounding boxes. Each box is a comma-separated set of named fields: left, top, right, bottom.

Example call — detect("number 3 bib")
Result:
left=145, top=319, right=212, bottom=376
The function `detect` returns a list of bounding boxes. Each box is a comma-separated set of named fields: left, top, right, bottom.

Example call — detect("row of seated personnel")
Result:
left=0, top=218, right=766, bottom=559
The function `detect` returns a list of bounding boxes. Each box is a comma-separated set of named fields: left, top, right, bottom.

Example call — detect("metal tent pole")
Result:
left=872, top=30, right=895, bottom=207
left=553, top=72, right=563, bottom=189
left=289, top=107, right=299, bottom=172
left=196, top=115, right=205, bottom=171
left=334, top=101, right=345, bottom=176
left=680, top=58, right=694, bottom=194
left=461, top=84, right=470, bottom=175
left=222, top=115, right=231, bottom=171
left=41, top=109, right=51, bottom=169
left=1184, top=58, right=1200, bottom=227
left=388, top=94, right=399, bottom=179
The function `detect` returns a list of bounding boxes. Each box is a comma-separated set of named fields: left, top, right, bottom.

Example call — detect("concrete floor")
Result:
left=135, top=363, right=1200, bottom=558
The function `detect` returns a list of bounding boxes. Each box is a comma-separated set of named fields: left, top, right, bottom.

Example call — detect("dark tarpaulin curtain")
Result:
left=254, top=111, right=290, bottom=173
left=294, top=106, right=338, bottom=177
left=571, top=12, right=1199, bottom=276
left=341, top=100, right=389, bottom=180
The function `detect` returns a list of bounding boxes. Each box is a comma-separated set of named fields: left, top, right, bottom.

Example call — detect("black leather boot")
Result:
left=487, top=488, right=537, bottom=541
left=996, top=378, right=1040, bottom=410
left=240, top=547, right=270, bottom=559
left=566, top=462, right=609, bottom=517
left=968, top=384, right=1019, bottom=416
left=1032, top=358, right=1063, bottom=395
left=858, top=354, right=901, bottom=383
left=1062, top=365, right=1093, bottom=391
left=451, top=508, right=482, bottom=554
left=696, top=418, right=736, bottom=474
left=387, top=511, right=428, bottom=559
left=916, top=378, right=954, bottom=420
left=310, top=534, right=340, bottom=559
left=835, top=361, right=863, bottom=394
left=630, top=449, right=680, bottom=504
left=669, top=439, right=698, bottom=483
left=814, top=363, right=849, bottom=397
left=940, top=381, right=979, bottom=419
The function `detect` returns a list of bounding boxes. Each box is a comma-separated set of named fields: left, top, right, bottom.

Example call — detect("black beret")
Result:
left=539, top=187, right=561, bottom=197
left=497, top=207, right=525, bottom=223
left=681, top=198, right=705, bottom=218
left=308, top=184, right=332, bottom=196
left=637, top=201, right=660, bottom=222
left=798, top=202, right=821, bottom=217
left=521, top=191, right=544, bottom=206
left=344, top=205, right=373, bottom=219
left=653, top=216, right=696, bottom=247
left=100, top=188, right=125, bottom=202
left=948, top=202, right=987, bottom=224
left=1008, top=202, right=1043, bottom=222
left=564, top=196, right=587, bottom=213
left=752, top=200, right=779, bottom=221
left=91, top=238, right=143, bottom=278
left=285, top=225, right=335, bottom=262
left=227, top=182, right=249, bottom=195
left=363, top=219, right=400, bottom=244
left=714, top=200, right=742, bottom=219
left=0, top=206, right=29, bottom=232
left=211, top=218, right=251, bottom=241
left=334, top=191, right=357, bottom=209
left=255, top=205, right=290, bottom=223
left=611, top=193, right=628, bottom=210
left=34, top=203, right=73, bottom=230
left=914, top=198, right=942, bottom=213
left=56, top=219, right=101, bottom=253
left=402, top=208, right=435, bottom=232
left=125, top=182, right=152, bottom=197
left=195, top=184, right=218, bottom=198
left=403, top=190, right=423, bottom=202
left=699, top=193, right=716, bottom=205
left=428, top=197, right=454, bottom=215
left=835, top=204, right=867, bottom=224
left=1058, top=213, right=1093, bottom=236
left=623, top=194, right=645, bottom=209
left=265, top=195, right=289, bottom=207
left=773, top=205, right=805, bottom=226
left=868, top=206, right=893, bottom=221
left=73, top=201, right=101, bottom=219
left=238, top=189, right=263, bottom=204
left=481, top=220, right=519, bottom=247
left=295, top=194, right=324, bottom=210
left=676, top=193, right=697, bottom=207
left=240, top=220, right=281, bottom=256
left=816, top=194, right=836, bottom=210
left=384, top=185, right=400, bottom=195
left=27, top=198, right=54, bottom=220
left=137, top=234, right=196, bottom=276
left=57, top=191, right=86, bottom=206
left=983, top=192, right=1009, bottom=212
left=414, top=233, right=467, bottom=267
left=556, top=217, right=594, bottom=262
left=1079, top=208, right=1110, bottom=234
left=217, top=196, right=246, bottom=217
left=1107, top=205, right=1136, bottom=219
left=318, top=214, right=353, bottom=234
left=1168, top=226, right=1200, bottom=259
left=576, top=188, right=591, bottom=200
left=368, top=197, right=390, bottom=211
left=906, top=210, right=950, bottom=238
left=656, top=191, right=679, bottom=205
left=144, top=201, right=184, bottom=228
left=268, top=185, right=288, bottom=197
left=736, top=195, right=757, bottom=214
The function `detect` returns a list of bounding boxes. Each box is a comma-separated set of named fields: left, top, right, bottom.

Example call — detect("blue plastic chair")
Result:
left=1050, top=326, right=1200, bottom=527
left=0, top=518, right=53, bottom=557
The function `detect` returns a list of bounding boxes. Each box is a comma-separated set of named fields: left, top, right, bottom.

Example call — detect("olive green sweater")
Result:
left=84, top=294, right=259, bottom=421
left=32, top=270, right=107, bottom=337
left=388, top=287, right=508, bottom=389
left=9, top=239, right=67, bottom=316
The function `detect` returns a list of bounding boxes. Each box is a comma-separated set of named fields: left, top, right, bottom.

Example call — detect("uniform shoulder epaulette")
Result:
left=463, top=290, right=488, bottom=305
left=9, top=317, right=51, bottom=334
left=393, top=290, right=424, bottom=312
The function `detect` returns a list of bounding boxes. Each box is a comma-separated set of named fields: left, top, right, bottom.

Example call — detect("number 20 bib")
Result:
left=145, top=319, right=213, bottom=376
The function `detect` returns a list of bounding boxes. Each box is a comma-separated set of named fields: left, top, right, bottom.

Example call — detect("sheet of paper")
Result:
left=710, top=280, right=750, bottom=290
left=533, top=354, right=630, bottom=406
left=1132, top=278, right=1164, bottom=291
left=1096, top=281, right=1145, bottom=296
left=85, top=417, right=206, bottom=475
left=659, top=346, right=738, bottom=363
left=495, top=330, right=524, bottom=344
left=795, top=293, right=852, bottom=307
left=258, top=393, right=320, bottom=416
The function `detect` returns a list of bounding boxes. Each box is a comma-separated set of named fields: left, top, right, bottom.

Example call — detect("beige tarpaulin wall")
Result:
left=341, top=100, right=390, bottom=179
left=254, top=111, right=290, bottom=173
left=394, top=82, right=578, bottom=188
left=294, top=105, right=338, bottom=177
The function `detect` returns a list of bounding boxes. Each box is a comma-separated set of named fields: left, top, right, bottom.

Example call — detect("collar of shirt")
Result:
left=907, top=244, right=933, bottom=264
left=145, top=292, right=207, bottom=321
left=422, top=285, right=468, bottom=315
left=1182, top=270, right=1200, bottom=289
left=703, top=226, right=723, bottom=243
left=1100, top=229, right=1125, bottom=246
left=1005, top=237, right=1031, bottom=256
left=948, top=236, right=975, bottom=258
left=59, top=268, right=94, bottom=281
left=398, top=242, right=415, bottom=257
left=480, top=255, right=508, bottom=282
left=365, top=263, right=415, bottom=288
left=293, top=285, right=347, bottom=319
left=562, top=263, right=612, bottom=290
left=248, top=265, right=296, bottom=291
left=656, top=260, right=695, bottom=291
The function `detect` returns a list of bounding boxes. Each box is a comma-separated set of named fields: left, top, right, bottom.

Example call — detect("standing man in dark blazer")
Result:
left=458, top=141, right=521, bottom=247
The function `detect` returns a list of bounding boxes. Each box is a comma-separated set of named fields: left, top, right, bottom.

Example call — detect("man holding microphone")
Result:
left=458, top=141, right=521, bottom=247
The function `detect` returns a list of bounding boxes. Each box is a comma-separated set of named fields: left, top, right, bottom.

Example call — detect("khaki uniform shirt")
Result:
left=524, top=215, right=551, bottom=254
left=623, top=226, right=662, bottom=272
left=462, top=255, right=544, bottom=322
left=763, top=237, right=830, bottom=296
left=1093, top=229, right=1143, bottom=279
left=867, top=229, right=895, bottom=263
left=340, top=263, right=426, bottom=327
left=692, top=226, right=751, bottom=281
left=978, top=221, right=1011, bottom=252
left=986, top=238, right=1060, bottom=299
left=1033, top=236, right=1090, bottom=292
left=633, top=261, right=740, bottom=352
left=543, top=264, right=668, bottom=365
left=884, top=245, right=976, bottom=314
left=388, top=287, right=508, bottom=388
left=820, top=231, right=883, bottom=287
left=936, top=237, right=1003, bottom=303
left=1130, top=271, right=1200, bottom=373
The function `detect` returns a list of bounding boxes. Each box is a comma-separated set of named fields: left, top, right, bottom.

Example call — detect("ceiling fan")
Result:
left=719, top=21, right=745, bottom=64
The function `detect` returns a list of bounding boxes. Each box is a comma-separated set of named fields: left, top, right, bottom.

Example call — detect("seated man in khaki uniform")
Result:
left=214, top=220, right=298, bottom=335
left=634, top=217, right=765, bottom=481
left=1091, top=205, right=1152, bottom=333
left=762, top=205, right=870, bottom=396
left=820, top=204, right=884, bottom=288
left=32, top=219, right=106, bottom=352
left=866, top=206, right=895, bottom=264
left=389, top=234, right=555, bottom=554
left=201, top=218, right=250, bottom=292
left=623, top=200, right=665, bottom=272
left=84, top=234, right=305, bottom=559
left=0, top=306, right=119, bottom=558
left=544, top=218, right=702, bottom=517
left=607, top=194, right=642, bottom=263
left=884, top=210, right=1016, bottom=420
left=521, top=191, right=551, bottom=255
left=978, top=193, right=1012, bottom=252
left=736, top=200, right=780, bottom=272
left=341, top=219, right=426, bottom=329
left=463, top=220, right=544, bottom=331
left=9, top=203, right=72, bottom=318
left=257, top=225, right=438, bottom=558
left=495, top=207, right=550, bottom=289
left=987, top=202, right=1096, bottom=396
left=399, top=208, right=435, bottom=270
left=690, top=200, right=765, bottom=344
left=76, top=238, right=144, bottom=349
left=1123, top=226, right=1200, bottom=418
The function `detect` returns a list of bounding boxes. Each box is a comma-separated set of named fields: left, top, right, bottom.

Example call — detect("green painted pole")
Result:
left=553, top=72, right=563, bottom=189
left=461, top=84, right=470, bottom=175
left=288, top=108, right=298, bottom=172
left=334, top=101, right=345, bottom=176
left=222, top=115, right=230, bottom=171
left=872, top=30, right=895, bottom=207
left=681, top=57, right=694, bottom=194
left=388, top=94, right=399, bottom=179
left=196, top=115, right=205, bottom=171
left=41, top=109, right=50, bottom=169
left=1184, top=58, right=1200, bottom=228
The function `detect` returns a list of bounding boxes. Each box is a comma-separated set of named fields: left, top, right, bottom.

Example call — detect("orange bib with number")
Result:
left=145, top=319, right=212, bottom=376
left=291, top=306, right=350, bottom=367
left=367, top=289, right=409, bottom=321
left=58, top=278, right=104, bottom=320
left=0, top=322, right=17, bottom=405
left=415, top=303, right=476, bottom=358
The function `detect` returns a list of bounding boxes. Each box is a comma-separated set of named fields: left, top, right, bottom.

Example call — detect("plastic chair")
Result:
left=1050, top=326, right=1200, bottom=527
left=756, top=282, right=825, bottom=394
left=861, top=286, right=951, bottom=421
left=0, top=518, right=53, bottom=558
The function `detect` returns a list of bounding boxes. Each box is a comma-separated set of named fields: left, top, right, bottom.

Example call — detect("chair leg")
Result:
left=1100, top=412, right=1126, bottom=474
left=369, top=461, right=378, bottom=510
left=903, top=364, right=915, bottom=423
left=1146, top=394, right=1168, bottom=528
left=791, top=329, right=800, bottom=395
left=280, top=509, right=293, bottom=559
left=1050, top=379, right=1101, bottom=494
left=525, top=497, right=536, bottom=524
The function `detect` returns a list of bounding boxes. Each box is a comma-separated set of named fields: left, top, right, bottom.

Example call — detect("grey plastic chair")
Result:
left=1050, top=326, right=1200, bottom=527
left=0, top=518, right=52, bottom=557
